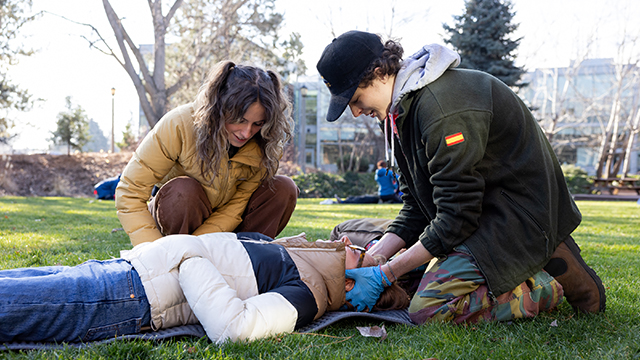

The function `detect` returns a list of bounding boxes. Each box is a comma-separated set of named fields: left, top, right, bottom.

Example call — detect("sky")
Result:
left=6, top=0, right=640, bottom=153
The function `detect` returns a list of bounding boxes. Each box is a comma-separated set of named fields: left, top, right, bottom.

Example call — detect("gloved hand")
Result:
left=344, top=265, right=391, bottom=312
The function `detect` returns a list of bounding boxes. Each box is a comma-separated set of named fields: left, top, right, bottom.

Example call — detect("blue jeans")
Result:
left=0, top=259, right=151, bottom=343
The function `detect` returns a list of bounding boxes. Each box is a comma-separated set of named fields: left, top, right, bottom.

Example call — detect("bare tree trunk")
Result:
left=547, top=115, right=557, bottom=143
left=604, top=98, right=622, bottom=178
left=595, top=83, right=622, bottom=179
left=622, top=108, right=640, bottom=177
left=611, top=132, right=627, bottom=176
left=101, top=0, right=182, bottom=128
left=337, top=128, right=344, bottom=172
left=347, top=141, right=358, bottom=172
left=594, top=32, right=640, bottom=178
left=546, top=68, right=565, bottom=142
left=535, top=63, right=577, bottom=143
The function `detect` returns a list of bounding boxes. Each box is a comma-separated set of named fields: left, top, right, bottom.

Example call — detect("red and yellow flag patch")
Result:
left=445, top=132, right=465, bottom=146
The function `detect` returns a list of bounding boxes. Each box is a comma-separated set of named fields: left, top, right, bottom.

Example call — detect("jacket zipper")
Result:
left=286, top=247, right=342, bottom=252
left=500, top=190, right=550, bottom=255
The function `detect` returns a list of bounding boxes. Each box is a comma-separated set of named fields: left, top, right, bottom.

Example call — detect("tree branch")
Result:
left=102, top=0, right=158, bottom=125
left=164, top=0, right=184, bottom=28
left=43, top=11, right=123, bottom=67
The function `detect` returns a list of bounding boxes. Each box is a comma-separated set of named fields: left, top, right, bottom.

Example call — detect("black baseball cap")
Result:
left=316, top=31, right=384, bottom=122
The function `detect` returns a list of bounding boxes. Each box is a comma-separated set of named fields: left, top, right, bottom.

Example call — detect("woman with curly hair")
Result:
left=116, top=61, right=298, bottom=246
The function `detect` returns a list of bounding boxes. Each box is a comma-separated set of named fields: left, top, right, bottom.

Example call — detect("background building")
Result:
left=293, top=78, right=384, bottom=173
left=521, top=58, right=640, bottom=176
left=293, top=58, right=640, bottom=177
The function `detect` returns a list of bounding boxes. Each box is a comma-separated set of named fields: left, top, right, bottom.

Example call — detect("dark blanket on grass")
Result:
left=2, top=309, right=415, bottom=350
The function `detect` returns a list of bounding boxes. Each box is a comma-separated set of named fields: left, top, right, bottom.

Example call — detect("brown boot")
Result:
left=543, top=236, right=606, bottom=313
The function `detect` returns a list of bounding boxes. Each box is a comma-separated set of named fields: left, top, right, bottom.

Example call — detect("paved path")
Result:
left=573, top=193, right=640, bottom=202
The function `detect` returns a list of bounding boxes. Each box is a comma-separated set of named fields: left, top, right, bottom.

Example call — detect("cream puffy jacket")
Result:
left=120, top=233, right=346, bottom=343
left=115, top=103, right=266, bottom=246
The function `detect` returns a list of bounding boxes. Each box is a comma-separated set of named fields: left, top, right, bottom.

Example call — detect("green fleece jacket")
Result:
left=387, top=62, right=581, bottom=296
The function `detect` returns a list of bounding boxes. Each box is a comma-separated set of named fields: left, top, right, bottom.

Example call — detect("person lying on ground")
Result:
left=0, top=232, right=408, bottom=345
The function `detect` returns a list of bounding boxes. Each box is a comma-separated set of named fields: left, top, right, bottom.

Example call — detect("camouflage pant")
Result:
left=408, top=247, right=564, bottom=324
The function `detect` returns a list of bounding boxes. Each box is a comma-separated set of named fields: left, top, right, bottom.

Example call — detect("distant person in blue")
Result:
left=93, top=174, right=121, bottom=200
left=334, top=160, right=402, bottom=204
left=374, top=160, right=402, bottom=203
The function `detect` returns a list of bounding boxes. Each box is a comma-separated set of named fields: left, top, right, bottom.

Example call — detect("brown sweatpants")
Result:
left=148, top=175, right=299, bottom=239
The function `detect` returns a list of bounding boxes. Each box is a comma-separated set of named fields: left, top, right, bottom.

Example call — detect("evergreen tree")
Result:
left=84, top=119, right=109, bottom=152
left=50, top=97, right=90, bottom=155
left=0, top=0, right=37, bottom=143
left=115, top=120, right=137, bottom=152
left=443, top=0, right=526, bottom=87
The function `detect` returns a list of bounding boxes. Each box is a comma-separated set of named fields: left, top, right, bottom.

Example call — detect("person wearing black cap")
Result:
left=316, top=30, right=605, bottom=323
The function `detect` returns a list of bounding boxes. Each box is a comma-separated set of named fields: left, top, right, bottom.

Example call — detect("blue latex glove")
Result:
left=345, top=265, right=391, bottom=312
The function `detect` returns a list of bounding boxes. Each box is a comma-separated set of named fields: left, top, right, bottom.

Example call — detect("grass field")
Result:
left=0, top=197, right=639, bottom=359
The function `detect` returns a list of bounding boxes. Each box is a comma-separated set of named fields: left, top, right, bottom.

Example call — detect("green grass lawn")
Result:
left=0, top=197, right=638, bottom=359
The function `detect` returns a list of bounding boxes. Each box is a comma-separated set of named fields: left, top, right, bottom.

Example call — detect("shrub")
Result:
left=561, top=164, right=591, bottom=194
left=339, top=171, right=377, bottom=197
left=292, top=171, right=378, bottom=198
left=292, top=172, right=345, bottom=198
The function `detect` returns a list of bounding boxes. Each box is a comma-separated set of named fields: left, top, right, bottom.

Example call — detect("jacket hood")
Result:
left=273, top=236, right=346, bottom=315
left=390, top=44, right=460, bottom=114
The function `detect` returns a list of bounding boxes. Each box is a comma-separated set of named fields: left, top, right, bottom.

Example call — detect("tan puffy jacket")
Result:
left=115, top=103, right=266, bottom=245
left=272, top=236, right=347, bottom=317
left=120, top=233, right=346, bottom=343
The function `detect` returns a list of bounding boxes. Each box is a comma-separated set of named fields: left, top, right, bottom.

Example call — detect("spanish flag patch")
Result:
left=445, top=132, right=465, bottom=146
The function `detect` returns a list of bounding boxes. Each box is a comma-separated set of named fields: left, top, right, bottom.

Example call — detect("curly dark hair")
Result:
left=359, top=39, right=404, bottom=88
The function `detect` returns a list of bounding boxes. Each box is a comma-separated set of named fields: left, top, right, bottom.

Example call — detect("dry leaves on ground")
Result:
left=356, top=325, right=387, bottom=341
